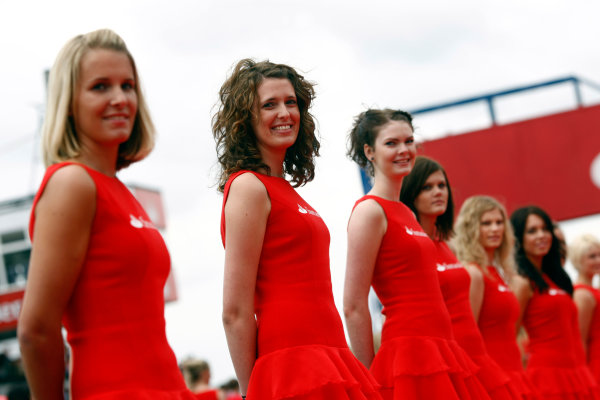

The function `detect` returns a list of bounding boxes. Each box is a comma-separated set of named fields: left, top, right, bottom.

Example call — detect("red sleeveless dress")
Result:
left=574, top=284, right=600, bottom=390
left=522, top=277, right=599, bottom=399
left=478, top=266, right=539, bottom=399
left=433, top=241, right=520, bottom=399
left=221, top=171, right=381, bottom=400
left=29, top=162, right=194, bottom=399
left=355, top=195, right=490, bottom=400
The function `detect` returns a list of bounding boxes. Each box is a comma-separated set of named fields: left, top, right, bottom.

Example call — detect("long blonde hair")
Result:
left=42, top=29, right=155, bottom=170
left=452, top=195, right=516, bottom=278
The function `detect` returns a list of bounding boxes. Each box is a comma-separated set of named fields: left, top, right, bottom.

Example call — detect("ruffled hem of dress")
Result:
left=370, top=336, right=492, bottom=400
left=470, top=354, right=521, bottom=400
left=82, top=388, right=197, bottom=400
left=246, top=345, right=381, bottom=400
left=505, top=370, right=541, bottom=400
left=526, top=365, right=600, bottom=398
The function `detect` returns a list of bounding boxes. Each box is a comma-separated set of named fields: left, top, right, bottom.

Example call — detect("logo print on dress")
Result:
left=436, top=263, right=462, bottom=272
left=405, top=226, right=429, bottom=238
left=548, top=288, right=566, bottom=296
left=297, top=204, right=320, bottom=217
left=129, top=214, right=157, bottom=229
left=498, top=284, right=509, bottom=292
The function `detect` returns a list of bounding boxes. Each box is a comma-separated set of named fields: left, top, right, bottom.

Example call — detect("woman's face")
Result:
left=365, top=120, right=416, bottom=180
left=479, top=208, right=505, bottom=251
left=251, top=78, right=300, bottom=157
left=72, top=48, right=137, bottom=152
left=414, top=170, right=448, bottom=219
left=579, top=244, right=600, bottom=277
left=522, top=213, right=553, bottom=261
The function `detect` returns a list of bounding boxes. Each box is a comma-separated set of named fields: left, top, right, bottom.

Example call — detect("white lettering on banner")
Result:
left=405, top=226, right=429, bottom=238
left=0, top=299, right=22, bottom=323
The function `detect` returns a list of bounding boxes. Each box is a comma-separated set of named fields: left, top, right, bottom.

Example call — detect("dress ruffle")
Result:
left=246, top=345, right=381, bottom=400
left=370, top=336, right=491, bottom=400
left=526, top=365, right=600, bottom=399
left=505, top=370, right=540, bottom=400
left=85, top=389, right=197, bottom=399
left=470, top=354, right=521, bottom=400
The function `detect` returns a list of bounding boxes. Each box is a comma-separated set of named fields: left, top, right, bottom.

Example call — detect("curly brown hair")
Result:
left=346, top=108, right=413, bottom=176
left=212, top=58, right=319, bottom=191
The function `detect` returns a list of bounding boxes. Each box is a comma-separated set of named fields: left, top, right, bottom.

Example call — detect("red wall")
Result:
left=420, top=104, right=600, bottom=221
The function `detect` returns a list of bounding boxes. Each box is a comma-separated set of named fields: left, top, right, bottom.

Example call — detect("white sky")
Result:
left=2, top=0, right=600, bottom=385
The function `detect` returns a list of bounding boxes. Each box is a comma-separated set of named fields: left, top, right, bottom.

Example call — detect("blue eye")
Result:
left=92, top=83, right=107, bottom=91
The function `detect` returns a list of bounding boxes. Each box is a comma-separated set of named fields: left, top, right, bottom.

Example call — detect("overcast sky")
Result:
left=2, top=0, right=600, bottom=385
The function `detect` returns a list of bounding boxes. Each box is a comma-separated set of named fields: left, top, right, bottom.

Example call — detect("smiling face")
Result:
left=364, top=120, right=416, bottom=180
left=414, top=170, right=448, bottom=219
left=579, top=244, right=600, bottom=278
left=479, top=208, right=505, bottom=252
left=72, top=48, right=137, bottom=154
left=522, top=213, right=553, bottom=265
left=251, top=78, right=300, bottom=158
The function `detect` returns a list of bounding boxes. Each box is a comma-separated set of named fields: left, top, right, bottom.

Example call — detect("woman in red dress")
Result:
left=344, top=110, right=489, bottom=400
left=453, top=195, right=539, bottom=399
left=213, top=59, right=381, bottom=400
left=571, top=234, right=600, bottom=387
left=511, top=206, right=599, bottom=399
left=400, top=157, right=521, bottom=399
left=17, top=29, right=195, bottom=399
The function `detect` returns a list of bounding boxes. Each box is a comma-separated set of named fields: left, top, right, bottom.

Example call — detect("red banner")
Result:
left=420, top=104, right=600, bottom=220
left=0, top=289, right=24, bottom=332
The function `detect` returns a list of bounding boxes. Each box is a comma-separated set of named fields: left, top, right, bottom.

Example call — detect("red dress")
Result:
left=29, top=162, right=194, bottom=399
left=522, top=277, right=599, bottom=399
left=221, top=171, right=381, bottom=400
left=478, top=266, right=539, bottom=400
left=356, top=195, right=490, bottom=400
left=574, top=284, right=600, bottom=389
left=433, top=241, right=520, bottom=399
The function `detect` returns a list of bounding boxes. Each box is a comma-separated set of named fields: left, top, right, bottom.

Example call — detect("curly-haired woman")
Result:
left=213, top=59, right=381, bottom=400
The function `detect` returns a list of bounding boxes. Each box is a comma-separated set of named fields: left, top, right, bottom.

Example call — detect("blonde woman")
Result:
left=453, top=196, right=538, bottom=399
left=571, top=234, right=600, bottom=384
left=18, top=29, right=194, bottom=399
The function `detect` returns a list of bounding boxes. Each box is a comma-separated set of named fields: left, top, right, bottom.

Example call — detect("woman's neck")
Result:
left=576, top=273, right=594, bottom=286
left=526, top=254, right=544, bottom=271
left=369, top=173, right=403, bottom=202
left=419, top=213, right=437, bottom=240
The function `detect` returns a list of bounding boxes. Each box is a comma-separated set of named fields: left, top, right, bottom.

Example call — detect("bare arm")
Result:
left=573, top=288, right=596, bottom=355
left=18, top=165, right=95, bottom=400
left=464, top=264, right=485, bottom=322
left=221, top=173, right=269, bottom=395
left=344, top=199, right=386, bottom=368
left=511, top=275, right=533, bottom=331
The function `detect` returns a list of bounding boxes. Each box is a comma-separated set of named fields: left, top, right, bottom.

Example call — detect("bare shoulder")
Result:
left=350, top=198, right=386, bottom=224
left=36, top=164, right=96, bottom=216
left=574, top=287, right=597, bottom=306
left=464, top=263, right=484, bottom=282
left=227, top=172, right=269, bottom=202
left=511, top=275, right=533, bottom=297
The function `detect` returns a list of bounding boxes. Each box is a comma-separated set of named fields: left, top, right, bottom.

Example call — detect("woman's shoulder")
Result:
left=42, top=163, right=96, bottom=198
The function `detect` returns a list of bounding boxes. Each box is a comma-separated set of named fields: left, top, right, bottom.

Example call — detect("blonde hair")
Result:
left=42, top=29, right=155, bottom=170
left=569, top=234, right=600, bottom=272
left=452, top=195, right=516, bottom=278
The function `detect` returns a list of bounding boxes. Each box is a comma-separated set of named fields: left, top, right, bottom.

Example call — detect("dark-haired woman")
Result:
left=511, top=206, right=599, bottom=399
left=344, top=109, right=490, bottom=400
left=453, top=196, right=539, bottom=400
left=214, top=59, right=381, bottom=400
left=401, top=156, right=521, bottom=400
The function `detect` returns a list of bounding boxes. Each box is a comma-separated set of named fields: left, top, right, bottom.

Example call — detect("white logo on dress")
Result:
left=298, top=204, right=320, bottom=217
left=436, top=263, right=463, bottom=272
left=405, top=226, right=429, bottom=238
left=498, top=284, right=510, bottom=292
left=129, top=214, right=157, bottom=229
left=548, top=288, right=566, bottom=296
